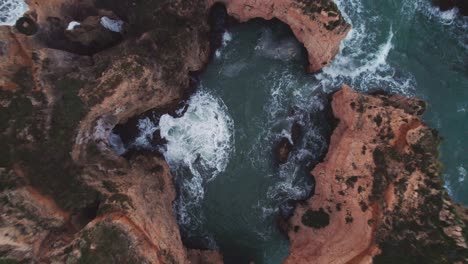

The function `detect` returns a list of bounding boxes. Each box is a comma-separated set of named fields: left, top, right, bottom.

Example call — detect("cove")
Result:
left=113, top=17, right=334, bottom=263
left=111, top=0, right=468, bottom=263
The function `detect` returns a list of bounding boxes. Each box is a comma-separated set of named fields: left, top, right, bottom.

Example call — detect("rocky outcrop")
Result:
left=1, top=0, right=213, bottom=262
left=209, top=0, right=351, bottom=72
left=285, top=85, right=468, bottom=264
left=188, top=249, right=224, bottom=264
left=275, top=137, right=294, bottom=164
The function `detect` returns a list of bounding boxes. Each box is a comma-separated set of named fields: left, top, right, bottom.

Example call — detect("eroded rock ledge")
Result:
left=286, top=85, right=468, bottom=264
left=210, top=0, right=351, bottom=72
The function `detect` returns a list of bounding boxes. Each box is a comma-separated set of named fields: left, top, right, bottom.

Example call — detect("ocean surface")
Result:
left=1, top=0, right=466, bottom=263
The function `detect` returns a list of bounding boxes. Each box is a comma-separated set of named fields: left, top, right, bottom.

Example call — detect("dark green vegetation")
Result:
left=294, top=0, right=347, bottom=31
left=370, top=123, right=468, bottom=262
left=158, top=249, right=179, bottom=264
left=95, top=0, right=209, bottom=86
left=15, top=17, right=39, bottom=35
left=73, top=224, right=144, bottom=264
left=0, top=259, right=20, bottom=264
left=301, top=208, right=330, bottom=229
left=0, top=67, right=98, bottom=212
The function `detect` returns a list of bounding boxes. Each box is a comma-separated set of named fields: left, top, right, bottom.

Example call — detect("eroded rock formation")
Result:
left=285, top=85, right=468, bottom=264
left=1, top=0, right=213, bottom=262
left=210, top=0, right=351, bottom=72
left=5, top=0, right=463, bottom=263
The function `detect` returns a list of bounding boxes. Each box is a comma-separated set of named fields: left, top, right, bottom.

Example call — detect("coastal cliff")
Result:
left=286, top=85, right=468, bottom=264
left=1, top=0, right=212, bottom=262
left=0, top=0, right=349, bottom=263
left=1, top=0, right=465, bottom=263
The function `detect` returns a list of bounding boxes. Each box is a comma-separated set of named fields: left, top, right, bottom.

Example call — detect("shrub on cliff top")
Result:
left=301, top=208, right=330, bottom=229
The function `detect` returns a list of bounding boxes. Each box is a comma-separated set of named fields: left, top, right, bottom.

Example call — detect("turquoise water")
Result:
left=112, top=0, right=467, bottom=263
left=158, top=21, right=331, bottom=263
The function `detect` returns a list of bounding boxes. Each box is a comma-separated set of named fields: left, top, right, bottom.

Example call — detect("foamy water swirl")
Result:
left=160, top=89, right=234, bottom=186
left=0, top=0, right=28, bottom=26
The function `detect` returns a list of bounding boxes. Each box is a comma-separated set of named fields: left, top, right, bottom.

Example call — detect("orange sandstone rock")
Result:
left=209, top=0, right=351, bottom=72
left=285, top=85, right=468, bottom=264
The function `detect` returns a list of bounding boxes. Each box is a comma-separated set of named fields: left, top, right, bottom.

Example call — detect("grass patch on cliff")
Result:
left=0, top=259, right=20, bottom=264
left=75, top=224, right=144, bottom=264
left=371, top=122, right=468, bottom=263
left=2, top=75, right=99, bottom=212
left=301, top=208, right=330, bottom=229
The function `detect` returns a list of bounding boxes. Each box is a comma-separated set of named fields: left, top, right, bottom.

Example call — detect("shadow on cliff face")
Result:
left=35, top=16, right=123, bottom=56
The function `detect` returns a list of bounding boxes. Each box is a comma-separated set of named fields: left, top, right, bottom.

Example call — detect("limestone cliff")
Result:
left=0, top=0, right=349, bottom=263
left=285, top=85, right=468, bottom=264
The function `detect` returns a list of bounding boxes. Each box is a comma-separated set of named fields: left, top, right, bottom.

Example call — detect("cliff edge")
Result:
left=286, top=85, right=468, bottom=264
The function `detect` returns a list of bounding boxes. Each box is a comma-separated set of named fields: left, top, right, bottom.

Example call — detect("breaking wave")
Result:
left=159, top=89, right=234, bottom=225
left=317, top=0, right=416, bottom=96
left=248, top=62, right=330, bottom=223
left=399, top=0, right=468, bottom=52
left=0, top=0, right=28, bottom=26
left=132, top=117, right=159, bottom=149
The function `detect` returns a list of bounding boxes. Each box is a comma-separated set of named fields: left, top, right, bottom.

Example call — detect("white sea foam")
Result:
left=246, top=68, right=326, bottom=221
left=160, top=90, right=234, bottom=225
left=109, top=132, right=126, bottom=155
left=315, top=0, right=417, bottom=96
left=215, top=31, right=233, bottom=58
left=409, top=0, right=459, bottom=25
left=100, top=16, right=124, bottom=32
left=222, top=31, right=232, bottom=46
left=160, top=89, right=234, bottom=188
left=132, top=117, right=159, bottom=148
left=0, top=0, right=28, bottom=26
left=458, top=166, right=467, bottom=183
left=67, top=21, right=81, bottom=31
left=160, top=90, right=234, bottom=181
left=401, top=0, right=468, bottom=50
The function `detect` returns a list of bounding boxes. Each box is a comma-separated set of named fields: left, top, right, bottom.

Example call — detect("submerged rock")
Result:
left=275, top=137, right=294, bottom=164
left=285, top=85, right=468, bottom=264
left=274, top=121, right=302, bottom=164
